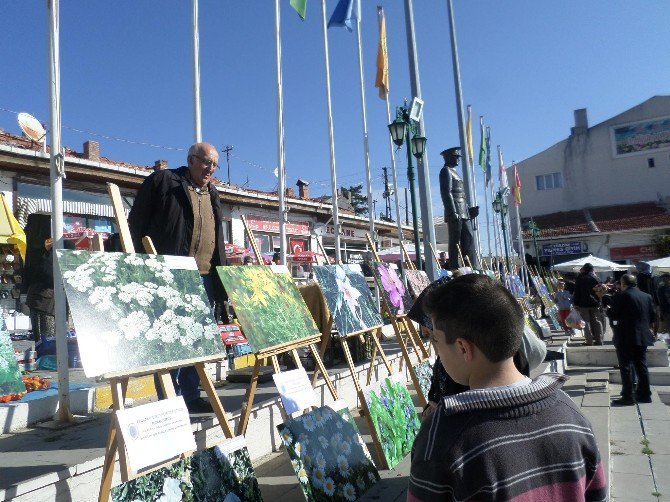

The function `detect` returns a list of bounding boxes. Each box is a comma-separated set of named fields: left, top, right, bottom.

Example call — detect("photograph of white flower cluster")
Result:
left=57, top=250, right=224, bottom=378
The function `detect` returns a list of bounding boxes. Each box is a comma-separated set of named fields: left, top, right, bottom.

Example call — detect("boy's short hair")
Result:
left=423, top=274, right=523, bottom=362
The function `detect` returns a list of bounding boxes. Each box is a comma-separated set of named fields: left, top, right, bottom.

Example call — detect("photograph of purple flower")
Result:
left=372, top=263, right=413, bottom=316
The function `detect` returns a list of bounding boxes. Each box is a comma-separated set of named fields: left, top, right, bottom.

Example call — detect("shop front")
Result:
left=319, top=223, right=372, bottom=264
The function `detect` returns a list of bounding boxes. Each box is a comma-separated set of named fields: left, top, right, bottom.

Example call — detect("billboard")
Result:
left=542, top=241, right=587, bottom=256
left=611, top=116, right=670, bottom=157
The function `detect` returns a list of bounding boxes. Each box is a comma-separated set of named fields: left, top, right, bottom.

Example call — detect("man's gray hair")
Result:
left=621, top=273, right=637, bottom=288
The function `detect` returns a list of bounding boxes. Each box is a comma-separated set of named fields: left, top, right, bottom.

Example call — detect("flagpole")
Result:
left=192, top=0, right=202, bottom=142
left=403, top=0, right=438, bottom=280
left=47, top=0, right=72, bottom=423
left=274, top=0, right=288, bottom=263
left=320, top=0, right=342, bottom=263
left=483, top=124, right=492, bottom=258
left=354, top=0, right=375, bottom=246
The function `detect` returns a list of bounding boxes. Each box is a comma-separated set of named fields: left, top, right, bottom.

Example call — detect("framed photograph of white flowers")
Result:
left=371, top=263, right=413, bottom=316
left=111, top=435, right=263, bottom=501
left=277, top=400, right=380, bottom=501
left=0, top=320, right=25, bottom=396
left=312, top=265, right=383, bottom=337
left=56, top=250, right=225, bottom=378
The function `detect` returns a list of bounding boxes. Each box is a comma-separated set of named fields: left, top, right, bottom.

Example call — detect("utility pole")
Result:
left=222, top=145, right=233, bottom=185
left=382, top=167, right=393, bottom=221
left=404, top=187, right=409, bottom=225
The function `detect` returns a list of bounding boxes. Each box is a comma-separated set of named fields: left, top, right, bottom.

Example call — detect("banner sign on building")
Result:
left=542, top=241, right=586, bottom=256
left=611, top=116, right=670, bottom=157
left=245, top=215, right=310, bottom=236
left=609, top=245, right=656, bottom=261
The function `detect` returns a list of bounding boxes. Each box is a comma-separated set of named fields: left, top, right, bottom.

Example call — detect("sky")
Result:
left=1, top=1, right=670, bottom=234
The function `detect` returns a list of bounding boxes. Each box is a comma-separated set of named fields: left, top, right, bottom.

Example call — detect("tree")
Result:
left=653, top=231, right=670, bottom=256
left=342, top=184, right=369, bottom=217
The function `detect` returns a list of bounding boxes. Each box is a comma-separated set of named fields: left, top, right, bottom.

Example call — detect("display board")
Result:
left=371, top=262, right=413, bottom=316
left=216, top=265, right=320, bottom=352
left=56, top=250, right=224, bottom=378
left=312, top=265, right=383, bottom=337
left=110, top=436, right=263, bottom=501
left=413, top=360, right=433, bottom=402
left=0, top=319, right=25, bottom=396
left=405, top=269, right=432, bottom=299
left=359, top=373, right=420, bottom=470
left=277, top=401, right=380, bottom=501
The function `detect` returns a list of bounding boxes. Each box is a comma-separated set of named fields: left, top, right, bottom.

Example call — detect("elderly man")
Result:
left=609, top=274, right=657, bottom=405
left=129, top=142, right=228, bottom=414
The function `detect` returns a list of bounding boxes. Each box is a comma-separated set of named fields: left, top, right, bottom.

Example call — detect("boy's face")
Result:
left=429, top=319, right=470, bottom=386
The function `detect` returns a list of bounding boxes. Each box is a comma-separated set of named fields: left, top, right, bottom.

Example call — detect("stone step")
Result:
left=609, top=367, right=670, bottom=386
left=654, top=385, right=670, bottom=406
left=566, top=342, right=668, bottom=368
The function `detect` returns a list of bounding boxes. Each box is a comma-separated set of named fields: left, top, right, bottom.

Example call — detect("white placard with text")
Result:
left=272, top=368, right=317, bottom=415
left=116, top=396, right=196, bottom=473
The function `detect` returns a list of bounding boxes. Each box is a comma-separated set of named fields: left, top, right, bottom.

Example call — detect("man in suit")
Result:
left=609, top=274, right=657, bottom=405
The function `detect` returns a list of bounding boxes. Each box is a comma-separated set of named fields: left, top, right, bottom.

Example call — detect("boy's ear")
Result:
left=455, top=338, right=476, bottom=363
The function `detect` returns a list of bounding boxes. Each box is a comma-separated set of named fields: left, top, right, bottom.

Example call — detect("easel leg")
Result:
left=237, top=357, right=262, bottom=436
left=98, top=378, right=128, bottom=502
left=400, top=317, right=422, bottom=363
left=405, top=317, right=429, bottom=360
left=340, top=339, right=362, bottom=395
left=194, top=363, right=234, bottom=439
left=311, top=328, right=332, bottom=386
left=270, top=355, right=281, bottom=373
left=290, top=349, right=304, bottom=370
left=370, top=328, right=393, bottom=376
left=309, top=344, right=338, bottom=400
left=366, top=339, right=378, bottom=386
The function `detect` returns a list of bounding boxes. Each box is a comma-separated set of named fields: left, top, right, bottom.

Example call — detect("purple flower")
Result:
left=378, top=265, right=405, bottom=312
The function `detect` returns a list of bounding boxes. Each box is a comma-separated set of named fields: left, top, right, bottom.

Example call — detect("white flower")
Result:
left=356, top=477, right=367, bottom=490
left=311, top=468, right=325, bottom=489
left=315, top=452, right=326, bottom=469
left=337, top=455, right=350, bottom=477
left=281, top=429, right=293, bottom=444
left=158, top=477, right=182, bottom=502
left=89, top=286, right=117, bottom=313
left=303, top=415, right=316, bottom=432
left=342, top=482, right=357, bottom=501
left=124, top=255, right=144, bottom=266
left=202, top=323, right=218, bottom=340
left=119, top=311, right=151, bottom=340
left=339, top=441, right=351, bottom=455
left=323, top=477, right=335, bottom=496
left=297, top=467, right=308, bottom=484
left=331, top=433, right=342, bottom=449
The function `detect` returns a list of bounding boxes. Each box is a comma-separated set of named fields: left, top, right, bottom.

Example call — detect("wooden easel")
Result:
left=234, top=214, right=339, bottom=435
left=428, top=242, right=442, bottom=272
left=399, top=241, right=416, bottom=271
left=98, top=183, right=235, bottom=501
left=366, top=234, right=429, bottom=407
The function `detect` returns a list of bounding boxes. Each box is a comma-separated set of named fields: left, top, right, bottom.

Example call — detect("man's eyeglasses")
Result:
left=191, top=154, right=218, bottom=169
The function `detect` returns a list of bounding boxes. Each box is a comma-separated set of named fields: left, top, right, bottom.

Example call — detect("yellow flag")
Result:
left=466, top=105, right=474, bottom=166
left=375, top=7, right=389, bottom=99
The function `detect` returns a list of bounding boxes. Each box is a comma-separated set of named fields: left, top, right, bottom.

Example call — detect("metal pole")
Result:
left=47, top=0, right=72, bottom=423
left=320, top=0, right=341, bottom=263
left=500, top=204, right=511, bottom=273
left=484, top=177, right=491, bottom=257
left=354, top=0, right=375, bottom=246
left=404, top=187, right=409, bottom=224
left=274, top=0, right=288, bottom=263
left=405, top=125, right=422, bottom=270
left=383, top=95, right=405, bottom=278
left=192, top=0, right=202, bottom=142
left=403, top=0, right=437, bottom=280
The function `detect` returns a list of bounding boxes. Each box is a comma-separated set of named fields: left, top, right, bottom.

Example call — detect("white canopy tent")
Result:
left=552, top=254, right=628, bottom=273
left=644, top=256, right=670, bottom=273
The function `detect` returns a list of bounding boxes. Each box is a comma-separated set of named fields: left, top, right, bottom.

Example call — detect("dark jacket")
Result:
left=573, top=271, right=600, bottom=308
left=25, top=248, right=55, bottom=315
left=609, top=286, right=656, bottom=347
left=128, top=167, right=227, bottom=270
left=637, top=273, right=659, bottom=306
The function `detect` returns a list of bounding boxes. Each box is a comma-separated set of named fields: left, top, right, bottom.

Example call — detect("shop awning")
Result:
left=0, top=193, right=27, bottom=261
left=15, top=196, right=127, bottom=228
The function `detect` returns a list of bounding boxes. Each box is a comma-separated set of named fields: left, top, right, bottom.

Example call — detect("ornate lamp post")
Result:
left=527, top=218, right=541, bottom=270
left=388, top=103, right=426, bottom=269
left=492, top=189, right=511, bottom=274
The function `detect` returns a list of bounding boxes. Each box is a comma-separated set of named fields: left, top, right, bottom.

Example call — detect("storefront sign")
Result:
left=324, top=224, right=367, bottom=242
left=609, top=245, right=656, bottom=261
left=245, top=215, right=310, bottom=236
left=542, top=241, right=586, bottom=256
left=611, top=116, right=670, bottom=157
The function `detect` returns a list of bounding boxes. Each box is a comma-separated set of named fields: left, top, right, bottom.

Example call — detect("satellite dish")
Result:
left=273, top=167, right=279, bottom=178
left=17, top=113, right=47, bottom=143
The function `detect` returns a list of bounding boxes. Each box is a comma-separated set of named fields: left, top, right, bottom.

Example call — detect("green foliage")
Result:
left=0, top=321, right=25, bottom=395
left=653, top=231, right=670, bottom=257
left=342, top=184, right=368, bottom=217
left=277, top=405, right=379, bottom=501
left=364, top=376, right=420, bottom=469
left=216, top=266, right=319, bottom=351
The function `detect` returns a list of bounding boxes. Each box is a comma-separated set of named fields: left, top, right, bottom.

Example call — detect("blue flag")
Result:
left=328, top=0, right=355, bottom=31
left=485, top=126, right=492, bottom=187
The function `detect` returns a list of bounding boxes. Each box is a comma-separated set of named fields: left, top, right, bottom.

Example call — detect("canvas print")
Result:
left=405, top=270, right=431, bottom=299
left=111, top=436, right=263, bottom=501
left=0, top=319, right=25, bottom=396
left=277, top=401, right=380, bottom=501
left=413, top=360, right=433, bottom=401
left=371, top=262, right=413, bottom=316
left=312, top=265, right=383, bottom=337
left=361, top=373, right=420, bottom=469
left=56, top=250, right=224, bottom=378
left=216, top=266, right=319, bottom=352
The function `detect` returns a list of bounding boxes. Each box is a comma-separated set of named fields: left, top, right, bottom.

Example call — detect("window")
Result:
left=648, top=158, right=655, bottom=168
left=535, top=173, right=563, bottom=191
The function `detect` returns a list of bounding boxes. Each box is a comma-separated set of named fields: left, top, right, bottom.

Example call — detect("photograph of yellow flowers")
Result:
left=1, top=320, right=25, bottom=396
left=360, top=373, right=420, bottom=469
left=216, top=266, right=320, bottom=352
left=277, top=401, right=380, bottom=502
left=312, top=265, right=383, bottom=337
left=371, top=263, right=413, bottom=316
left=405, top=269, right=432, bottom=299
left=111, top=436, right=263, bottom=501
left=57, top=250, right=224, bottom=378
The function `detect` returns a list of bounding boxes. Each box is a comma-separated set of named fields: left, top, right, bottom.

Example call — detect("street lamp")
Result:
left=527, top=218, right=541, bottom=270
left=388, top=102, right=426, bottom=269
left=492, top=189, right=511, bottom=274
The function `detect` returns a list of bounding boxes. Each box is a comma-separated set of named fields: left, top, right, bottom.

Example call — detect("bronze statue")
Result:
left=439, top=147, right=479, bottom=269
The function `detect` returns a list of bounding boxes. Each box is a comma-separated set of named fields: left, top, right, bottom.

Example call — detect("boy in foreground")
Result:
left=408, top=275, right=606, bottom=502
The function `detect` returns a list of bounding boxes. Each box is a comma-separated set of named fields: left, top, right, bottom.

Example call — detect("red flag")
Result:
left=512, top=163, right=522, bottom=205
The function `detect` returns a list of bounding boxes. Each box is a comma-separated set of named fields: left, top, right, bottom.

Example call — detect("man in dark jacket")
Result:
left=573, top=263, right=603, bottom=345
left=128, top=142, right=227, bottom=414
left=609, top=274, right=657, bottom=405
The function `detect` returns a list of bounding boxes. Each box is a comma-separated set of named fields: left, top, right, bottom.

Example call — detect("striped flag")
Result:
left=512, top=163, right=522, bottom=205
left=375, top=7, right=389, bottom=99
left=466, top=105, right=474, bottom=166
left=290, top=0, right=307, bottom=20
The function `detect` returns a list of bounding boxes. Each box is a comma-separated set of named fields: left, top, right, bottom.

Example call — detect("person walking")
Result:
left=573, top=263, right=604, bottom=345
left=128, top=142, right=228, bottom=414
left=609, top=274, right=657, bottom=405
left=553, top=279, right=573, bottom=331
left=659, top=273, right=670, bottom=334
